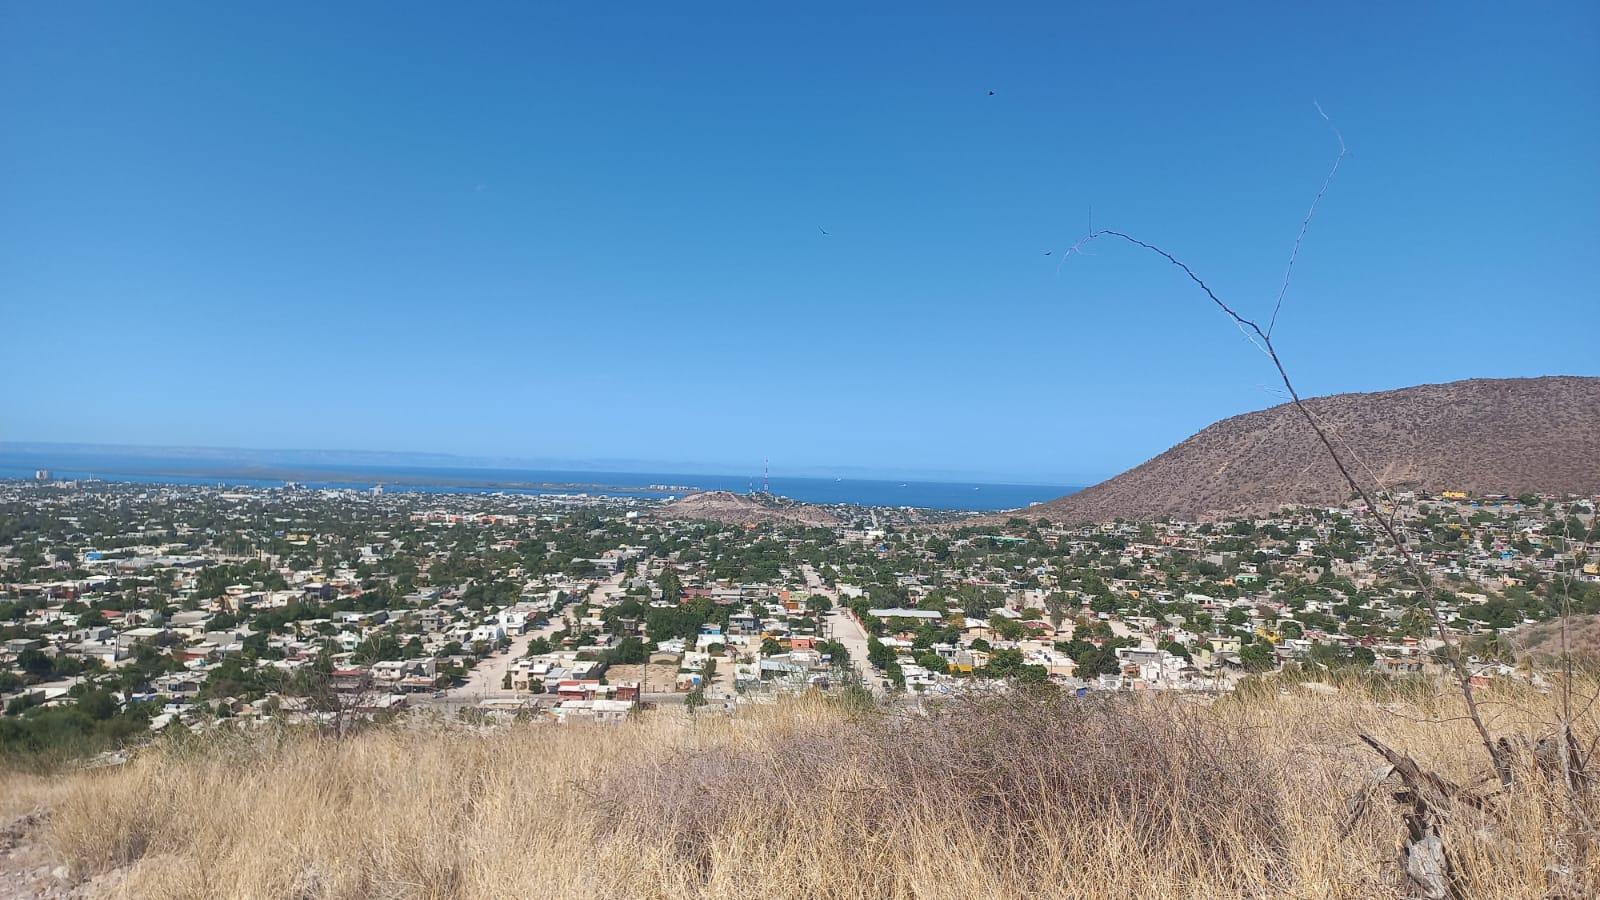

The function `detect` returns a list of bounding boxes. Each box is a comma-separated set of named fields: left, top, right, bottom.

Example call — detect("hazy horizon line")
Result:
left=0, top=440, right=1095, bottom=488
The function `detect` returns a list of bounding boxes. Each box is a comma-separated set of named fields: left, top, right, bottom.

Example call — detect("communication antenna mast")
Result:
left=763, top=458, right=770, bottom=494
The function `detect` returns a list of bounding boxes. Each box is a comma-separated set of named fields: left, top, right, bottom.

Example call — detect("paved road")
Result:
left=806, top=564, right=881, bottom=695
left=825, top=607, right=882, bottom=694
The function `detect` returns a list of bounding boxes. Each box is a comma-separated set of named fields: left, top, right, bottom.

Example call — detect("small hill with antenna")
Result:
left=655, top=491, right=841, bottom=526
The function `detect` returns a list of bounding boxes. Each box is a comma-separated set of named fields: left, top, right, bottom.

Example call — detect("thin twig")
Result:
left=1267, top=101, right=1348, bottom=338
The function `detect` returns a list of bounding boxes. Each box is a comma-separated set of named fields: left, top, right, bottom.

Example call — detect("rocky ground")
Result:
left=0, top=809, right=120, bottom=900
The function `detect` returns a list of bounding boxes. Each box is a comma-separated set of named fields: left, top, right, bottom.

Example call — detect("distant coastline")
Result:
left=0, top=447, right=1077, bottom=512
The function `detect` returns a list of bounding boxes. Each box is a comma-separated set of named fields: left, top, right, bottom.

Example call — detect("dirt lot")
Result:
left=603, top=660, right=684, bottom=691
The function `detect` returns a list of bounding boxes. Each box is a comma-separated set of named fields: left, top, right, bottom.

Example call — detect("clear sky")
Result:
left=3, top=3, right=1596, bottom=484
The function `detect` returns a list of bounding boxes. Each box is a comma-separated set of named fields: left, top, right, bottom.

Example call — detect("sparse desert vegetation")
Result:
left=4, top=674, right=1595, bottom=899
left=1514, top=614, right=1600, bottom=667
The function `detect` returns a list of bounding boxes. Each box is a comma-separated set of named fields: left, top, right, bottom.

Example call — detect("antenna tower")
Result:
left=763, top=458, right=770, bottom=494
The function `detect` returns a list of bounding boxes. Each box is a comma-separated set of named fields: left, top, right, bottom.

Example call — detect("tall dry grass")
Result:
left=26, top=676, right=1600, bottom=899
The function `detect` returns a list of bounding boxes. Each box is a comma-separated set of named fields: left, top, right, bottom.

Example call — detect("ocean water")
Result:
left=0, top=452, right=1075, bottom=512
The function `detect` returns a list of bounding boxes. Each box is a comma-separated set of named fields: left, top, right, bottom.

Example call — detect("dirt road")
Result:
left=434, top=571, right=629, bottom=707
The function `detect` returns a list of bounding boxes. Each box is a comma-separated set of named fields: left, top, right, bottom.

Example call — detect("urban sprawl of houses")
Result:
left=1, top=477, right=1596, bottom=756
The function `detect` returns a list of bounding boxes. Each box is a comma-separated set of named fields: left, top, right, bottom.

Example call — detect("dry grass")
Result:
left=21, top=676, right=1600, bottom=899
left=0, top=770, right=68, bottom=823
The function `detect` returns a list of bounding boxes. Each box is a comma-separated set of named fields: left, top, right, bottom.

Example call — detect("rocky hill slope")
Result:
left=1029, top=376, right=1600, bottom=523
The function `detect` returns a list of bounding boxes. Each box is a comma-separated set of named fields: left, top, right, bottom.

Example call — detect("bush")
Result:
left=0, top=694, right=153, bottom=762
left=594, top=690, right=1284, bottom=889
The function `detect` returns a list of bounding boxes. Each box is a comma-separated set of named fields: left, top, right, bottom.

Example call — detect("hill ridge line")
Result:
left=1023, top=375, right=1600, bottom=523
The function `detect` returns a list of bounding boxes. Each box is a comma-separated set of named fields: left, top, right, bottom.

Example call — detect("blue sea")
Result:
left=0, top=451, right=1076, bottom=512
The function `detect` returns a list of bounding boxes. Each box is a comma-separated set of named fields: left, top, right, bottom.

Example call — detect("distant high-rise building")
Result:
left=34, top=469, right=51, bottom=481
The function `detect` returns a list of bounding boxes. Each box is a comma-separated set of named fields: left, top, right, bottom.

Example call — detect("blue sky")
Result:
left=3, top=2, right=1596, bottom=484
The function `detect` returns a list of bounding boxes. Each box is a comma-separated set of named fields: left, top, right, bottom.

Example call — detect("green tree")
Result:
left=1240, top=641, right=1277, bottom=672
left=988, top=615, right=1025, bottom=642
left=866, top=637, right=896, bottom=671
left=606, top=636, right=649, bottom=665
left=982, top=648, right=1049, bottom=683
left=658, top=569, right=682, bottom=603
left=818, top=640, right=850, bottom=667
left=1073, top=645, right=1121, bottom=678
left=76, top=689, right=118, bottom=721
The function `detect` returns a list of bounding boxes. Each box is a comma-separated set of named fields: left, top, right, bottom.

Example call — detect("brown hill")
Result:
left=656, top=490, right=841, bottom=527
left=1513, top=614, right=1600, bottom=666
left=1029, top=376, right=1600, bottom=523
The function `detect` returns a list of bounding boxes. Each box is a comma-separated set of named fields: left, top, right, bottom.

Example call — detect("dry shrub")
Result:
left=596, top=689, right=1284, bottom=894
left=595, top=724, right=857, bottom=872
left=879, top=690, right=1281, bottom=855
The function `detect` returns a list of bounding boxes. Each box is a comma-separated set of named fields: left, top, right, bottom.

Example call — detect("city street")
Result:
left=430, top=570, right=628, bottom=708
left=806, top=563, right=881, bottom=694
